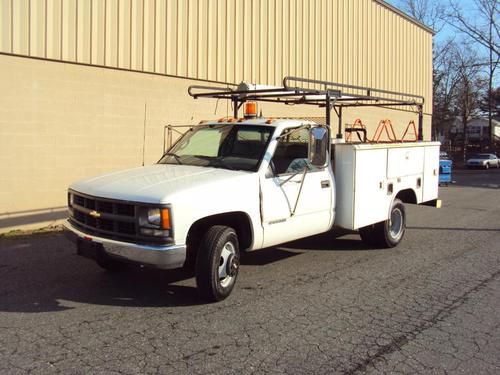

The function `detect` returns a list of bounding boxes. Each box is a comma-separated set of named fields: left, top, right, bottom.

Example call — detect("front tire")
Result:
left=195, top=226, right=240, bottom=302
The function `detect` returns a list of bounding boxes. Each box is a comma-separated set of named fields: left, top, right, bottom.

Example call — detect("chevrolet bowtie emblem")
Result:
left=89, top=210, right=101, bottom=218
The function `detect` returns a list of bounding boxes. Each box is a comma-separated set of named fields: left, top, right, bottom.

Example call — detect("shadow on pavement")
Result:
left=281, top=230, right=378, bottom=252
left=408, top=226, right=499, bottom=232
left=0, top=229, right=376, bottom=313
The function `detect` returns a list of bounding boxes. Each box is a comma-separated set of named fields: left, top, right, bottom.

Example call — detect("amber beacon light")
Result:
left=244, top=102, right=257, bottom=119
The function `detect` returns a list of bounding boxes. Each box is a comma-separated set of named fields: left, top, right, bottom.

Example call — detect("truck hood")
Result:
left=70, top=164, right=253, bottom=204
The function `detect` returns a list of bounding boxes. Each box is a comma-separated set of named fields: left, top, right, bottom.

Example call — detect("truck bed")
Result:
left=333, top=142, right=440, bottom=230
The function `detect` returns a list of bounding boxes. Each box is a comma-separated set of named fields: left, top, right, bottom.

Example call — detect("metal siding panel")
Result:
left=105, top=0, right=119, bottom=67
left=77, top=0, right=91, bottom=64
left=291, top=0, right=297, bottom=77
left=142, top=0, right=155, bottom=72
left=130, top=0, right=143, bottom=71
left=90, top=0, right=105, bottom=65
left=296, top=0, right=303, bottom=80
left=250, top=0, right=257, bottom=82
left=275, top=0, right=283, bottom=84
left=166, top=0, right=176, bottom=75
left=306, top=0, right=312, bottom=83
left=155, top=0, right=166, bottom=74
left=333, top=0, right=338, bottom=82
left=347, top=0, right=353, bottom=85
left=241, top=0, right=250, bottom=81
left=323, top=0, right=328, bottom=82
left=284, top=0, right=291, bottom=76
left=179, top=0, right=187, bottom=77
left=62, top=0, right=77, bottom=62
left=30, top=0, right=46, bottom=58
left=186, top=0, right=195, bottom=78
left=341, top=0, right=347, bottom=85
left=0, top=0, right=12, bottom=53
left=353, top=0, right=359, bottom=85
left=118, top=0, right=131, bottom=69
left=267, top=0, right=274, bottom=85
left=258, top=0, right=266, bottom=84
left=206, top=0, right=216, bottom=81
left=318, top=0, right=324, bottom=83
left=216, top=0, right=226, bottom=81
left=235, top=0, right=243, bottom=83
left=196, top=0, right=207, bottom=80
left=12, top=0, right=30, bottom=55
left=46, top=0, right=62, bottom=60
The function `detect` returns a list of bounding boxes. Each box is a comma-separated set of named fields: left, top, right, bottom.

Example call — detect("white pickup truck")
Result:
left=64, top=77, right=440, bottom=301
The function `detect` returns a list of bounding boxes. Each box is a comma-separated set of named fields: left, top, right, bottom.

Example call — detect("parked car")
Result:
left=466, top=154, right=500, bottom=169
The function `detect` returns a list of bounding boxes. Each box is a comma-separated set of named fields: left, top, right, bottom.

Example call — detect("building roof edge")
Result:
left=374, top=0, right=436, bottom=35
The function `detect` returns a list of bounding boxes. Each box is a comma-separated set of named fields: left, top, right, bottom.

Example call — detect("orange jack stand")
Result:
left=372, top=119, right=397, bottom=143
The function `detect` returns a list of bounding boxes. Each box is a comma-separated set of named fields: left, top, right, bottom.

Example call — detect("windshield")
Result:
left=158, top=124, right=274, bottom=172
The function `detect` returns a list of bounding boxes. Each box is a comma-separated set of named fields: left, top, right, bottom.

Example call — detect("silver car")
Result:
left=466, top=153, right=500, bottom=169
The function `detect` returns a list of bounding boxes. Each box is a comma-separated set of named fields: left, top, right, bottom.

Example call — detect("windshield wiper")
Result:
left=164, top=152, right=183, bottom=165
left=193, top=155, right=236, bottom=170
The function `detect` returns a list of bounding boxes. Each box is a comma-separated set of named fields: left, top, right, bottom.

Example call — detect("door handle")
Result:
left=321, top=180, right=330, bottom=188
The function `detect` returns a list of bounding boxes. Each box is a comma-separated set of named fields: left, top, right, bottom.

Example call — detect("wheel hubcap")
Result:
left=218, top=241, right=237, bottom=287
left=389, top=208, right=403, bottom=239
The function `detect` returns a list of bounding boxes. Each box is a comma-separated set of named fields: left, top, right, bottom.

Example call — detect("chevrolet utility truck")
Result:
left=64, top=77, right=440, bottom=302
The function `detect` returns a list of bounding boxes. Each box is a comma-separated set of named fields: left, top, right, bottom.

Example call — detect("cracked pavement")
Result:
left=1, top=169, right=499, bottom=374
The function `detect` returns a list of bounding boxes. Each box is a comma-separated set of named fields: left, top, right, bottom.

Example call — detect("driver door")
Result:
left=260, top=127, right=333, bottom=248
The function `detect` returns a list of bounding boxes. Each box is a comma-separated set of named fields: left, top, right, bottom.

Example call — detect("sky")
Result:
left=386, top=0, right=485, bottom=44
left=386, top=0, right=498, bottom=85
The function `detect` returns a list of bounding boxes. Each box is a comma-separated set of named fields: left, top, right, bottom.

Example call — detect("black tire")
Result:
left=379, top=199, right=406, bottom=248
left=359, top=199, right=406, bottom=248
left=485, top=163, right=489, bottom=169
left=195, top=226, right=240, bottom=302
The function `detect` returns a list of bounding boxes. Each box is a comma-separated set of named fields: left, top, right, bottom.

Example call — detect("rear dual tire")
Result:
left=359, top=199, right=406, bottom=248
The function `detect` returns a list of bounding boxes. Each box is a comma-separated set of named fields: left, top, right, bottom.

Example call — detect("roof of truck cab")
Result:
left=202, top=118, right=318, bottom=133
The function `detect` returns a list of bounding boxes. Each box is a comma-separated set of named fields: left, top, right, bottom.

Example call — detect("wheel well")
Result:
left=185, top=212, right=254, bottom=264
left=396, top=189, right=417, bottom=204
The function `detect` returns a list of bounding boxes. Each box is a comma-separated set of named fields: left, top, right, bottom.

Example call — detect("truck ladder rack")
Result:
left=188, top=76, right=425, bottom=141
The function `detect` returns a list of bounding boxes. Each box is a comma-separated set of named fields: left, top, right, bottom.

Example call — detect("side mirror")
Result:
left=309, top=126, right=329, bottom=168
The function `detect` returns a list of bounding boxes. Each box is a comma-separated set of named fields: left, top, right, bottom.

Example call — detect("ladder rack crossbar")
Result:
left=187, top=76, right=425, bottom=141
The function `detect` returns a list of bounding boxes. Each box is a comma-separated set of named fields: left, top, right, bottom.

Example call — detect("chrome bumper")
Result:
left=63, top=220, right=186, bottom=269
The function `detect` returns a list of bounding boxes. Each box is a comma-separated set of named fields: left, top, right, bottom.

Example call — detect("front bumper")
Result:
left=63, top=220, right=186, bottom=269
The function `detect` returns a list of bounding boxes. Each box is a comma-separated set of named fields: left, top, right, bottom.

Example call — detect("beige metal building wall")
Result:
left=0, top=0, right=433, bottom=113
left=0, top=0, right=433, bottom=232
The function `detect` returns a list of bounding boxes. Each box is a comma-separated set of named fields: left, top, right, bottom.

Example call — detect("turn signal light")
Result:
left=161, top=208, right=171, bottom=230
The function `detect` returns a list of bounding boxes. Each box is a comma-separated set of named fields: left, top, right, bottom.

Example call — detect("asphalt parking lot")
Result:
left=1, top=169, right=499, bottom=374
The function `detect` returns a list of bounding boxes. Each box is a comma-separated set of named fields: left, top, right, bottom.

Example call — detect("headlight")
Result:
left=147, top=208, right=161, bottom=226
left=67, top=192, right=74, bottom=217
left=139, top=207, right=172, bottom=237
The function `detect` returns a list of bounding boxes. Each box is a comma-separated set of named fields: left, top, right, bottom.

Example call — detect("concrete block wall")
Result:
left=0, top=54, right=430, bottom=232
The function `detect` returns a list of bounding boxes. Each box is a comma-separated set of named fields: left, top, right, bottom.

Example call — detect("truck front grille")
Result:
left=69, top=191, right=168, bottom=244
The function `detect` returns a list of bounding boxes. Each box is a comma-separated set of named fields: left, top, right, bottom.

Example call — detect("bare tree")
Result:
left=398, top=0, right=446, bottom=32
left=432, top=39, right=460, bottom=139
left=446, top=0, right=500, bottom=144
